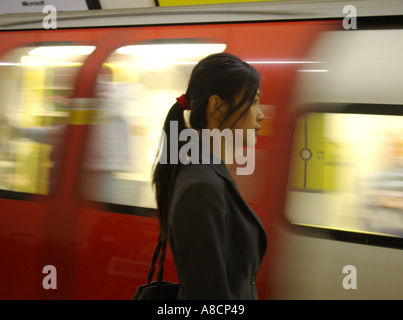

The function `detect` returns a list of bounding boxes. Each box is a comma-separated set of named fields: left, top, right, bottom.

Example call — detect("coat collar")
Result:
left=198, top=144, right=266, bottom=234
left=198, top=143, right=234, bottom=184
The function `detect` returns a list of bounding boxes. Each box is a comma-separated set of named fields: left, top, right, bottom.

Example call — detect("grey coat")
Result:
left=168, top=153, right=267, bottom=300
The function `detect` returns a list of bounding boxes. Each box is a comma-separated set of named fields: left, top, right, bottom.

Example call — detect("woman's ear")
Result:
left=207, top=95, right=227, bottom=121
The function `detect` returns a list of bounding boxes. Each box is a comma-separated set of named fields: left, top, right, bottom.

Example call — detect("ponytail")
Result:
left=152, top=99, right=188, bottom=242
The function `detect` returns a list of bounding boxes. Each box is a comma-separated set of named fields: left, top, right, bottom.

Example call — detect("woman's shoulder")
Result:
left=171, top=163, right=229, bottom=219
left=176, top=163, right=226, bottom=191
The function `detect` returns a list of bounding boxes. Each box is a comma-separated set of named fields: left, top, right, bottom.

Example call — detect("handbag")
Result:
left=132, top=237, right=179, bottom=300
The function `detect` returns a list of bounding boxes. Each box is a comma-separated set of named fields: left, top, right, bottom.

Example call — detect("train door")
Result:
left=0, top=41, right=95, bottom=298
left=67, top=28, right=235, bottom=298
left=272, top=27, right=403, bottom=299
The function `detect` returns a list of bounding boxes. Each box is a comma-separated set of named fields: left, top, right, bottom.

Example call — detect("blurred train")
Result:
left=0, top=0, right=402, bottom=299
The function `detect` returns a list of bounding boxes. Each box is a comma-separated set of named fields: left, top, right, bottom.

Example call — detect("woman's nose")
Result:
left=257, top=109, right=265, bottom=122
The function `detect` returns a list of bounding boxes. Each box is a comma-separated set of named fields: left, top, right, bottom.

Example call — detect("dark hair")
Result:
left=152, top=52, right=260, bottom=241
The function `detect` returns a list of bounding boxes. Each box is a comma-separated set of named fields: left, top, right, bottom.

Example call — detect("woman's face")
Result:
left=223, top=90, right=264, bottom=147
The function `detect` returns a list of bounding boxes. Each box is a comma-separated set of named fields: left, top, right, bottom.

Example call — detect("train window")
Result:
left=0, top=45, right=94, bottom=197
left=80, top=41, right=226, bottom=214
left=286, top=109, right=403, bottom=241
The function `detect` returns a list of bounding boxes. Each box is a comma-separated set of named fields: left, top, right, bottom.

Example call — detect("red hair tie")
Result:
left=176, top=94, right=191, bottom=110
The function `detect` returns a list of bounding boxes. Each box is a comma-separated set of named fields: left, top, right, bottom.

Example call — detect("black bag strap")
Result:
left=146, top=236, right=167, bottom=285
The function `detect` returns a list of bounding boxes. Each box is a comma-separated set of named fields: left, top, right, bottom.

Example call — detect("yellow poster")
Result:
left=289, top=113, right=339, bottom=191
left=159, top=0, right=274, bottom=6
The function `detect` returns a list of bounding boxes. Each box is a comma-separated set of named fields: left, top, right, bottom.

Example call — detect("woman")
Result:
left=152, top=52, right=267, bottom=300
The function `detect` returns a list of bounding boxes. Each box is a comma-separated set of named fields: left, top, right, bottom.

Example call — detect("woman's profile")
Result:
left=152, top=52, right=267, bottom=300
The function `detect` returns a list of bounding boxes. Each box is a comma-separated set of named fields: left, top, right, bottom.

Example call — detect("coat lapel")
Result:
left=204, top=155, right=267, bottom=235
left=195, top=143, right=266, bottom=234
